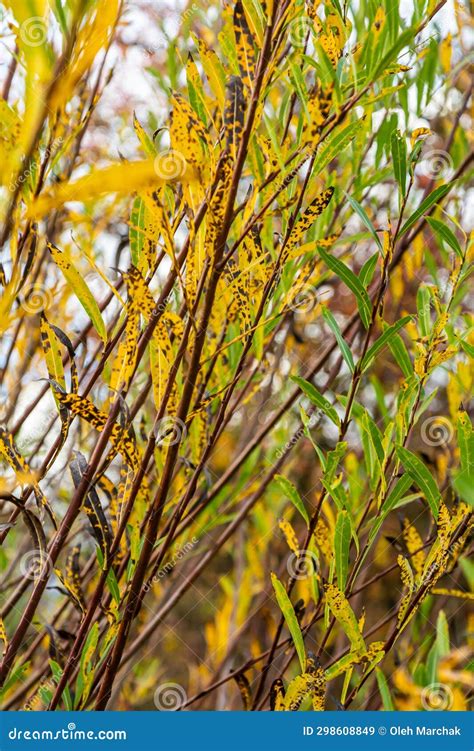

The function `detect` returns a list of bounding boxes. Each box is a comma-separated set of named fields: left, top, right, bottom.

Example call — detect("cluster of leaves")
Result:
left=0, top=0, right=472, bottom=711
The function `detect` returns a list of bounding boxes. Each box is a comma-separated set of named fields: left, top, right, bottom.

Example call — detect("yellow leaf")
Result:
left=192, top=36, right=226, bottom=110
left=440, top=33, right=452, bottom=73
left=431, top=588, right=474, bottom=600
left=40, top=315, right=66, bottom=395
left=397, top=554, right=415, bottom=625
left=53, top=392, right=139, bottom=470
left=325, top=641, right=385, bottom=680
left=402, top=519, right=425, bottom=579
left=54, top=545, right=85, bottom=613
left=284, top=669, right=326, bottom=711
left=411, top=127, right=431, bottom=147
left=279, top=518, right=299, bottom=555
left=373, top=7, right=386, bottom=35
left=0, top=617, right=8, bottom=655
left=224, top=76, right=246, bottom=161
left=233, top=0, right=256, bottom=91
left=324, top=582, right=366, bottom=652
left=0, top=427, right=56, bottom=527
left=27, top=159, right=196, bottom=219
left=170, top=94, right=210, bottom=168
left=109, top=308, right=140, bottom=394
left=283, top=188, right=334, bottom=260
left=313, top=519, right=334, bottom=565
left=48, top=244, right=107, bottom=344
left=49, top=0, right=120, bottom=111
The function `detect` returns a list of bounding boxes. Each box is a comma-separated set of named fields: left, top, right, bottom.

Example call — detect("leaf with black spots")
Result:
left=224, top=75, right=246, bottom=161
left=70, top=453, right=112, bottom=569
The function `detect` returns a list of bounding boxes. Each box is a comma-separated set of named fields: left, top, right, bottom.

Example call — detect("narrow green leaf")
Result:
left=98, top=545, right=122, bottom=605
left=376, top=668, right=395, bottom=710
left=345, top=193, right=383, bottom=251
left=79, top=623, right=99, bottom=679
left=362, top=473, right=416, bottom=568
left=396, top=446, right=441, bottom=519
left=459, top=338, right=474, bottom=359
left=361, top=315, right=412, bottom=371
left=275, top=475, right=309, bottom=527
left=271, top=573, right=306, bottom=673
left=291, top=375, right=340, bottom=428
left=426, top=643, right=439, bottom=686
left=301, top=407, right=327, bottom=469
left=371, top=28, right=415, bottom=81
left=359, top=253, right=379, bottom=289
left=387, top=332, right=413, bottom=377
left=53, top=0, right=68, bottom=35
left=456, top=411, right=473, bottom=475
left=436, top=610, right=450, bottom=658
left=313, top=120, right=361, bottom=176
left=242, top=0, right=265, bottom=45
left=453, top=408, right=474, bottom=505
left=385, top=0, right=399, bottom=43
left=391, top=129, right=407, bottom=197
left=416, top=286, right=431, bottom=337
left=362, top=411, right=384, bottom=462
left=399, top=183, right=452, bottom=237
left=288, top=60, right=309, bottom=117
left=318, top=247, right=372, bottom=329
left=453, top=472, right=474, bottom=507
left=322, top=307, right=355, bottom=373
left=427, top=217, right=463, bottom=259
left=379, top=473, right=414, bottom=521
left=459, top=558, right=474, bottom=590
left=129, top=196, right=146, bottom=267
left=0, top=661, right=31, bottom=701
left=335, top=510, right=351, bottom=590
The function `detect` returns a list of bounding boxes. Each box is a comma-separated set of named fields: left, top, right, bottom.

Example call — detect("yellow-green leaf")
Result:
left=48, top=244, right=107, bottom=344
left=271, top=572, right=306, bottom=673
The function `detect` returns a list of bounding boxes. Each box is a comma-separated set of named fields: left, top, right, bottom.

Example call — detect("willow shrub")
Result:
left=0, top=0, right=472, bottom=712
